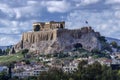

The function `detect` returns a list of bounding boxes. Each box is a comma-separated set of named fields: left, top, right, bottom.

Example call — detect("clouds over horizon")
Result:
left=0, top=0, right=120, bottom=46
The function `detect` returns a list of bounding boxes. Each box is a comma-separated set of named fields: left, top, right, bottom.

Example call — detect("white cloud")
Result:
left=73, top=0, right=99, bottom=7
left=115, top=10, right=120, bottom=18
left=0, top=3, right=16, bottom=19
left=0, top=0, right=43, bottom=46
left=0, top=19, right=36, bottom=46
left=0, top=0, right=42, bottom=20
left=42, top=0, right=71, bottom=13
left=14, top=9, right=21, bottom=19
left=82, top=0, right=99, bottom=5
left=0, top=35, right=21, bottom=46
left=112, top=5, right=120, bottom=10
left=0, top=28, right=20, bottom=34
left=0, top=19, right=35, bottom=35
left=27, top=1, right=38, bottom=5
left=105, top=0, right=120, bottom=4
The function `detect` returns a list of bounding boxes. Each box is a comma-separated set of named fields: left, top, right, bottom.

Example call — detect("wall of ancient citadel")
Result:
left=22, top=30, right=57, bottom=43
left=21, top=27, right=99, bottom=44
left=14, top=27, right=101, bottom=54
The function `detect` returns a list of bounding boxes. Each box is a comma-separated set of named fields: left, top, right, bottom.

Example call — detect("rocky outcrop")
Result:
left=14, top=27, right=101, bottom=54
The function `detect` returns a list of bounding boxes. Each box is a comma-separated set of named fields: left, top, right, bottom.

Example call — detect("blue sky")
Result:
left=0, top=0, right=120, bottom=46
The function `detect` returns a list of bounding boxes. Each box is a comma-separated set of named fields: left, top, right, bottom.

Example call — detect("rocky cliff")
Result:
left=14, top=27, right=101, bottom=54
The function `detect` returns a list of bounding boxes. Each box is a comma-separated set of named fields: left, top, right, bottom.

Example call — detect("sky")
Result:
left=0, top=0, right=120, bottom=46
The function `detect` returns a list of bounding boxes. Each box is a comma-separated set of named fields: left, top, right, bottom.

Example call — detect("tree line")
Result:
left=0, top=48, right=10, bottom=56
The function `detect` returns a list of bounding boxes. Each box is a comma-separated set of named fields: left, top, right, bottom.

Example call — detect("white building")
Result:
left=63, top=60, right=79, bottom=73
left=13, top=67, right=48, bottom=78
left=0, top=66, right=8, bottom=73
left=12, top=63, right=48, bottom=78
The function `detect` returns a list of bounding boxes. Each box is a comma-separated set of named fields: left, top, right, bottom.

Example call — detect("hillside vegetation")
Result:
left=0, top=53, right=23, bottom=64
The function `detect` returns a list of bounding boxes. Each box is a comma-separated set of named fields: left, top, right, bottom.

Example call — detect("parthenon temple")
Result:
left=33, top=21, right=65, bottom=31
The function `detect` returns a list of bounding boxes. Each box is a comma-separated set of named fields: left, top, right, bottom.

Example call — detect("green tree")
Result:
left=0, top=49, right=3, bottom=55
left=69, top=78, right=74, bottom=80
left=5, top=48, right=10, bottom=54
left=101, top=68, right=116, bottom=80
left=98, top=36, right=107, bottom=42
left=82, top=62, right=102, bottom=80
left=38, top=68, right=69, bottom=80
left=21, top=49, right=29, bottom=58
left=24, top=60, right=30, bottom=65
left=0, top=71, right=9, bottom=80
left=110, top=41, right=118, bottom=48
left=102, top=43, right=112, bottom=52
left=78, top=60, right=88, bottom=71
left=7, top=63, right=14, bottom=79
left=2, top=50, right=6, bottom=55
left=117, top=46, right=120, bottom=51
left=91, top=49, right=101, bottom=54
left=11, top=47, right=16, bottom=54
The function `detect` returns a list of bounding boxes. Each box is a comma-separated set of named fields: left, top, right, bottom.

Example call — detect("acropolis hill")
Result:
left=14, top=21, right=101, bottom=54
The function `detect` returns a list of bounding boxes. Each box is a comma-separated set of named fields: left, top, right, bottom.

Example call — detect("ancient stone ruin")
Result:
left=14, top=21, right=101, bottom=54
left=33, top=21, right=65, bottom=31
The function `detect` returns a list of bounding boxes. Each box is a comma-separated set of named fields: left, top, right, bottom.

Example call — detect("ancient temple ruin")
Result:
left=33, top=21, right=65, bottom=31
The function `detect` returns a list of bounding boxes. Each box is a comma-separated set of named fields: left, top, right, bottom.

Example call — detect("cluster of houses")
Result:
left=12, top=62, right=48, bottom=78
left=11, top=54, right=120, bottom=78
left=0, top=52, right=120, bottom=78
left=10, top=57, right=80, bottom=78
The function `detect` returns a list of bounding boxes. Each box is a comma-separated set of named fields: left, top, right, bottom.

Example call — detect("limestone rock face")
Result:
left=14, top=27, right=101, bottom=54
left=22, top=30, right=57, bottom=43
